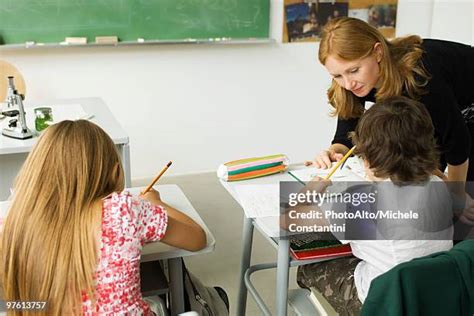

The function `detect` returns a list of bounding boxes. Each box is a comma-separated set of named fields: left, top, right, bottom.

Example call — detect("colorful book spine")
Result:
left=290, top=243, right=352, bottom=260
left=217, top=154, right=289, bottom=181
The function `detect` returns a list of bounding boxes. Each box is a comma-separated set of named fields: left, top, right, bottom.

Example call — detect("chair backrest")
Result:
left=361, top=240, right=474, bottom=316
left=0, top=60, right=26, bottom=101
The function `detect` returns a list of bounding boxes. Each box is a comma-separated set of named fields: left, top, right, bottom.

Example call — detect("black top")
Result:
left=332, top=39, right=474, bottom=165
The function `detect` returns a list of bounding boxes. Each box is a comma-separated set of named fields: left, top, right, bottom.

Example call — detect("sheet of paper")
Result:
left=343, top=157, right=366, bottom=179
left=234, top=184, right=280, bottom=218
left=289, top=157, right=366, bottom=183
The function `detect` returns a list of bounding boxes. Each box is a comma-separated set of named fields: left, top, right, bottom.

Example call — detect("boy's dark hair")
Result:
left=350, top=96, right=439, bottom=183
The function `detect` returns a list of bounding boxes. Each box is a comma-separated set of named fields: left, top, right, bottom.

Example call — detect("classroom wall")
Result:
left=0, top=0, right=471, bottom=180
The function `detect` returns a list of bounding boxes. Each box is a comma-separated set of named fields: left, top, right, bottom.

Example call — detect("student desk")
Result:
left=141, top=184, right=216, bottom=315
left=0, top=184, right=215, bottom=316
left=221, top=169, right=333, bottom=316
left=0, top=97, right=131, bottom=200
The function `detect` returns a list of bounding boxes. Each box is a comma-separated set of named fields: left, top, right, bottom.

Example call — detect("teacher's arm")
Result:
left=307, top=144, right=349, bottom=169
left=447, top=159, right=469, bottom=191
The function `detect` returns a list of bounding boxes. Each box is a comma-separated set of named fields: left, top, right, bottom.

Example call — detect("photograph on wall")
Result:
left=283, top=0, right=349, bottom=43
left=317, top=2, right=349, bottom=26
left=368, top=4, right=397, bottom=28
left=284, top=2, right=319, bottom=42
left=348, top=0, right=398, bottom=38
left=283, top=0, right=397, bottom=43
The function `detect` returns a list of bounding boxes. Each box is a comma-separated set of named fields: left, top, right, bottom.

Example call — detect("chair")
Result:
left=361, top=240, right=474, bottom=316
left=0, top=60, right=26, bottom=101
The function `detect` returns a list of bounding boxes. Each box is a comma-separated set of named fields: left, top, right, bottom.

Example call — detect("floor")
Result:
left=134, top=172, right=337, bottom=316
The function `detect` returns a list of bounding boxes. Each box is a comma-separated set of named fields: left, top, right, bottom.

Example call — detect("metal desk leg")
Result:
left=237, top=217, right=255, bottom=316
left=276, top=237, right=290, bottom=316
left=168, top=257, right=185, bottom=315
left=120, top=143, right=132, bottom=188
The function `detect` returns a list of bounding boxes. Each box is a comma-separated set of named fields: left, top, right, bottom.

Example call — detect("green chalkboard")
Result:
left=0, top=0, right=270, bottom=45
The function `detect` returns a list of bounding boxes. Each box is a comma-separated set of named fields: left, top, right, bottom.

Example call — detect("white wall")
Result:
left=431, top=0, right=473, bottom=44
left=0, top=0, right=471, bottom=180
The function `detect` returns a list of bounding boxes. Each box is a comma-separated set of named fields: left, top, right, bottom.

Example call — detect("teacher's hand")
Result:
left=305, top=149, right=344, bottom=169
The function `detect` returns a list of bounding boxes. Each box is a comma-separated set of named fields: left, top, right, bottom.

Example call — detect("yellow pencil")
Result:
left=141, top=161, right=172, bottom=194
left=324, top=146, right=356, bottom=180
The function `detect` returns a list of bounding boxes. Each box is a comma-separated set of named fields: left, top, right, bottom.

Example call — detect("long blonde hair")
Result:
left=319, top=17, right=430, bottom=119
left=1, top=120, right=124, bottom=315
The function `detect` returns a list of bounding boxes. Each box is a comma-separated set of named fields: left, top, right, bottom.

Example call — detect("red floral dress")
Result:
left=82, top=191, right=168, bottom=315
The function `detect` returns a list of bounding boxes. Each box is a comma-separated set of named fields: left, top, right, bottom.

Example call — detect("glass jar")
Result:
left=34, top=107, right=53, bottom=132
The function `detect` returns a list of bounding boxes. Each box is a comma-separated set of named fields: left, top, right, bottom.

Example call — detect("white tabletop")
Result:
left=0, top=97, right=129, bottom=155
left=220, top=170, right=295, bottom=238
left=220, top=159, right=366, bottom=238
left=140, top=184, right=216, bottom=262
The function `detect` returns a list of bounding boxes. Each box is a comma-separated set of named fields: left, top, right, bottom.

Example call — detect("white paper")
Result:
left=234, top=184, right=280, bottom=218
left=289, top=157, right=366, bottom=183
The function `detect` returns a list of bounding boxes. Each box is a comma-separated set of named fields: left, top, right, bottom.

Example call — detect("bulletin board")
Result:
left=283, top=0, right=397, bottom=43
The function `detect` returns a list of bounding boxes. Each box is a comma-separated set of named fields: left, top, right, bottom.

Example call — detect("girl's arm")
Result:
left=142, top=189, right=207, bottom=252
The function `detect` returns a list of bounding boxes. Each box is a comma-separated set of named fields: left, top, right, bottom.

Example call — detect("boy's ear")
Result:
left=363, top=159, right=370, bottom=169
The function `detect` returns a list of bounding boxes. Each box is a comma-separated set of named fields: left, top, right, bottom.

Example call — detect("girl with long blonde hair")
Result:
left=1, top=120, right=206, bottom=315
left=308, top=17, right=474, bottom=188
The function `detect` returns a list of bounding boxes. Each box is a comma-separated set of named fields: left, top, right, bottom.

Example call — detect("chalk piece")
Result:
left=65, top=37, right=87, bottom=44
left=137, top=38, right=145, bottom=43
left=25, top=41, right=35, bottom=46
left=95, top=36, right=118, bottom=44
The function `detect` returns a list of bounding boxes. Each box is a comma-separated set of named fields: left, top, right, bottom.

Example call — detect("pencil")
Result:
left=288, top=171, right=306, bottom=186
left=141, top=161, right=173, bottom=194
left=324, top=146, right=356, bottom=180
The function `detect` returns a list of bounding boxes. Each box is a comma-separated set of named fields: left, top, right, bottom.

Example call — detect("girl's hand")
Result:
left=305, top=149, right=344, bottom=169
left=140, top=188, right=161, bottom=205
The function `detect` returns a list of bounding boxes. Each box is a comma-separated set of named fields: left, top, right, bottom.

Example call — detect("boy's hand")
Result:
left=303, top=176, right=332, bottom=194
left=140, top=188, right=161, bottom=205
left=305, top=149, right=343, bottom=169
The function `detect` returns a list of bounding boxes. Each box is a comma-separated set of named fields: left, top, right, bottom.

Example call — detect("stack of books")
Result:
left=289, top=232, right=352, bottom=260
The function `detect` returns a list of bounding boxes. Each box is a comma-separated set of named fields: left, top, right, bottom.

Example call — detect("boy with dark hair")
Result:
left=296, top=96, right=453, bottom=315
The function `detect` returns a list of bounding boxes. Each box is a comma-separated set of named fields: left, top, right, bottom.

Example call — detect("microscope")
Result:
left=1, top=76, right=33, bottom=139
